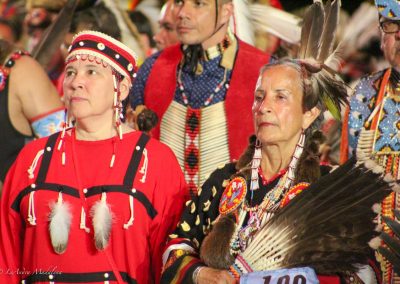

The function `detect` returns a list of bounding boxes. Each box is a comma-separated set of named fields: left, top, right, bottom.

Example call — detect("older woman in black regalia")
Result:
left=160, top=1, right=398, bottom=283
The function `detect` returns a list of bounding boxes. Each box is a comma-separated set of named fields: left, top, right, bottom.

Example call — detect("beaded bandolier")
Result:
left=349, top=67, right=400, bottom=283
left=160, top=33, right=235, bottom=193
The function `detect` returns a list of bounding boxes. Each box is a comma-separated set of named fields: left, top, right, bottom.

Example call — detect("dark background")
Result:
left=280, top=0, right=371, bottom=14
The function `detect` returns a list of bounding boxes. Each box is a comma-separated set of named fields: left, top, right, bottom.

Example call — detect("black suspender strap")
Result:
left=35, top=132, right=60, bottom=184
left=123, top=132, right=150, bottom=187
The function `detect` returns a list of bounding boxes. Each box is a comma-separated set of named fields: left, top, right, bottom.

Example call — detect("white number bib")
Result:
left=240, top=267, right=319, bottom=284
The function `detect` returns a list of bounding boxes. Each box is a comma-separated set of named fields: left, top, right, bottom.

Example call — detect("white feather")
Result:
left=49, top=197, right=72, bottom=254
left=368, top=236, right=381, bottom=250
left=91, top=193, right=113, bottom=250
left=372, top=203, right=382, bottom=214
left=340, top=3, right=379, bottom=58
left=390, top=182, right=400, bottom=194
left=364, top=159, right=378, bottom=171
left=384, top=173, right=395, bottom=183
left=230, top=0, right=255, bottom=45
left=249, top=4, right=301, bottom=44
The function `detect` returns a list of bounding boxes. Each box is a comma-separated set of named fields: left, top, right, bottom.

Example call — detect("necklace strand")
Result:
left=177, top=63, right=229, bottom=107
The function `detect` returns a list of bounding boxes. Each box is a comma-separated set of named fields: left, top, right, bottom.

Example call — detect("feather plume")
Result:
left=295, top=0, right=349, bottom=120
left=91, top=193, right=113, bottom=250
left=340, top=3, right=378, bottom=58
left=249, top=4, right=301, bottom=44
left=49, top=193, right=72, bottom=254
left=299, top=1, right=325, bottom=59
left=317, top=0, right=340, bottom=61
left=230, top=0, right=255, bottom=45
left=230, top=156, right=394, bottom=275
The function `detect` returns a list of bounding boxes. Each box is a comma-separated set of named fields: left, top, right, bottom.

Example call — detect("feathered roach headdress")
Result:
left=295, top=0, right=348, bottom=121
left=233, top=0, right=348, bottom=120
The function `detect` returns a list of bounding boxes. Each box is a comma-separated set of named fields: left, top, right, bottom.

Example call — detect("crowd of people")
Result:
left=1, top=0, right=400, bottom=283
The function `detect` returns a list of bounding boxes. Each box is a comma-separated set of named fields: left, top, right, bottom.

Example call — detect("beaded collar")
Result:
left=257, top=167, right=287, bottom=186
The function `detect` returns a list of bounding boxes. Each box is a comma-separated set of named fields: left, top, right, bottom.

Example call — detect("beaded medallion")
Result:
left=219, top=177, right=247, bottom=215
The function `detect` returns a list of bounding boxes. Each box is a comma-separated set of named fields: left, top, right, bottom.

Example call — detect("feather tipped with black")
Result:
left=394, top=209, right=400, bottom=220
left=296, top=0, right=348, bottom=121
left=380, top=232, right=400, bottom=259
left=299, top=1, right=325, bottom=59
left=377, top=246, right=400, bottom=275
left=377, top=211, right=400, bottom=275
left=232, top=155, right=395, bottom=275
left=317, top=0, right=340, bottom=62
left=382, top=216, right=400, bottom=237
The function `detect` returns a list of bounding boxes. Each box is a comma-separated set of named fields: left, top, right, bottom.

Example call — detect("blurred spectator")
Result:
left=0, top=18, right=21, bottom=44
left=58, top=2, right=122, bottom=97
left=153, top=0, right=179, bottom=50
left=0, top=39, right=64, bottom=191
left=128, top=10, right=156, bottom=57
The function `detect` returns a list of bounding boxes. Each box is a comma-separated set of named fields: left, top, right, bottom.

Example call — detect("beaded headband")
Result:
left=66, top=30, right=138, bottom=84
left=375, top=0, right=400, bottom=20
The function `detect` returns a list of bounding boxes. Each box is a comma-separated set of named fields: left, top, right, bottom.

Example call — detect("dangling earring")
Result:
left=112, top=74, right=123, bottom=140
left=286, top=130, right=306, bottom=188
left=58, top=108, right=72, bottom=166
left=250, top=139, right=262, bottom=191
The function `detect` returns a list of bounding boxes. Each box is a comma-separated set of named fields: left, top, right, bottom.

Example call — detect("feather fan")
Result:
left=231, top=153, right=396, bottom=275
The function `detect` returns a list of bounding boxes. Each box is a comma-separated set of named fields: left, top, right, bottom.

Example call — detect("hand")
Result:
left=197, top=267, right=236, bottom=284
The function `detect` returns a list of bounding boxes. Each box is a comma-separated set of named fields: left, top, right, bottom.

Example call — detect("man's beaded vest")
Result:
left=349, top=68, right=400, bottom=283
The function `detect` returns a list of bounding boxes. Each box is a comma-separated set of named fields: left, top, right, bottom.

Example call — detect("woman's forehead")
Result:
left=260, top=65, right=301, bottom=86
left=66, top=54, right=110, bottom=69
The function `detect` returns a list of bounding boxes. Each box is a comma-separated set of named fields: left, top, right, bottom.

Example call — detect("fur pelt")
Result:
left=200, top=213, right=236, bottom=270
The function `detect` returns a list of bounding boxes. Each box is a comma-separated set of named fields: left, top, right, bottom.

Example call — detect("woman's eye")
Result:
left=195, top=0, right=205, bottom=7
left=65, top=70, right=75, bottom=77
left=174, top=0, right=183, bottom=6
left=276, top=93, right=287, bottom=100
left=88, top=69, right=97, bottom=75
